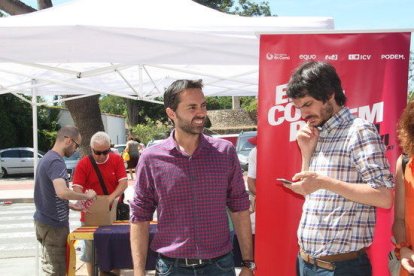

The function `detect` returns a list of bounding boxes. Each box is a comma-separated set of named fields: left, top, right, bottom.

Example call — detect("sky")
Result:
left=267, top=0, right=414, bottom=31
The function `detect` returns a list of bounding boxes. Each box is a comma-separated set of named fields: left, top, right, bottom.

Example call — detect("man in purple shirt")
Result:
left=130, top=79, right=255, bottom=276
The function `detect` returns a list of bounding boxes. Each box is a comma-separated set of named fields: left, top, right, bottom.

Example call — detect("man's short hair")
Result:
left=287, top=61, right=347, bottom=106
left=163, top=79, right=204, bottom=111
left=90, top=131, right=111, bottom=147
left=56, top=125, right=79, bottom=141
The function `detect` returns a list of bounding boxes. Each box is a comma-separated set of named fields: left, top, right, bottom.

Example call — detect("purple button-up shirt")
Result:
left=130, top=131, right=249, bottom=259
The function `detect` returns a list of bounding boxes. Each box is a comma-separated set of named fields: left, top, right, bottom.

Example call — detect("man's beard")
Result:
left=176, top=115, right=205, bottom=135
left=64, top=147, right=75, bottom=158
left=315, top=101, right=334, bottom=127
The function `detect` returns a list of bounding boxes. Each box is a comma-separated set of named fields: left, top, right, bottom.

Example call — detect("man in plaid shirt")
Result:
left=285, top=61, right=393, bottom=275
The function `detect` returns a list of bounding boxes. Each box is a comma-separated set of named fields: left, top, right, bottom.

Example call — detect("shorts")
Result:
left=35, top=220, right=69, bottom=276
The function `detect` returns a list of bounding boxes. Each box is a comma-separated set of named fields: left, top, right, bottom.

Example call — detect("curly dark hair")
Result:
left=398, top=100, right=414, bottom=156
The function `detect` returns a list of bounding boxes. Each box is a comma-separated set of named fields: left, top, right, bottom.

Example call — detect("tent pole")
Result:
left=31, top=80, right=39, bottom=276
left=139, top=65, right=143, bottom=98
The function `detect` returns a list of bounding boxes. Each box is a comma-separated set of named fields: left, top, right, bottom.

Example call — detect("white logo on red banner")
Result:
left=348, top=54, right=372, bottom=60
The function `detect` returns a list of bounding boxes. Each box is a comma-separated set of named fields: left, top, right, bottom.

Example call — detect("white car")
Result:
left=235, top=131, right=257, bottom=171
left=0, top=147, right=45, bottom=178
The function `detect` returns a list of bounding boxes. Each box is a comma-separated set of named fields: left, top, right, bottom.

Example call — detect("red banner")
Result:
left=256, top=33, right=410, bottom=275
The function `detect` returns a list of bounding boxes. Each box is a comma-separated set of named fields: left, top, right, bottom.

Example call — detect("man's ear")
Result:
left=166, top=107, right=175, bottom=121
left=328, top=93, right=335, bottom=102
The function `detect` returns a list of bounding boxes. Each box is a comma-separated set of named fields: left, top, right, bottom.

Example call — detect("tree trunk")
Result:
left=37, top=0, right=53, bottom=10
left=126, top=99, right=139, bottom=129
left=0, top=0, right=36, bottom=15
left=65, top=95, right=105, bottom=156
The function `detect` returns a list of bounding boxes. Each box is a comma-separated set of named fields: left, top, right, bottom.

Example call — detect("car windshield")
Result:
left=236, top=132, right=256, bottom=154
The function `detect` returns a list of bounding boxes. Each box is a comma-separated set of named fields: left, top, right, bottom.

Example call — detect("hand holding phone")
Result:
left=276, top=178, right=293, bottom=185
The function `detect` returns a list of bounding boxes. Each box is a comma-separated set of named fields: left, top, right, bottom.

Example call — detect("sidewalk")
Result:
left=0, top=177, right=35, bottom=202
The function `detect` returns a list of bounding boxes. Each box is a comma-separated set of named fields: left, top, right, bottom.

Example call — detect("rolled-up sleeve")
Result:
left=130, top=154, right=156, bottom=222
left=227, top=146, right=250, bottom=212
left=351, top=124, right=394, bottom=189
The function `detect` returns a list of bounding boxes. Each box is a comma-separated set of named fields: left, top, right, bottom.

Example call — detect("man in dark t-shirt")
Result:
left=34, top=125, right=97, bottom=276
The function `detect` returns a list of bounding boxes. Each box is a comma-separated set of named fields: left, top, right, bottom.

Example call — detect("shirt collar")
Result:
left=164, top=129, right=209, bottom=155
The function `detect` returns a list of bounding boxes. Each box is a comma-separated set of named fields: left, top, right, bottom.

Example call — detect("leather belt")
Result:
left=300, top=248, right=366, bottom=271
left=159, top=252, right=229, bottom=267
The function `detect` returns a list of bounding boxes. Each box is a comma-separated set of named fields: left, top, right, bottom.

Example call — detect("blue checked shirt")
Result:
left=298, top=107, right=393, bottom=256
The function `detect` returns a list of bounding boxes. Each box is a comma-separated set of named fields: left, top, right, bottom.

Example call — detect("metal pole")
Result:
left=31, top=80, right=40, bottom=276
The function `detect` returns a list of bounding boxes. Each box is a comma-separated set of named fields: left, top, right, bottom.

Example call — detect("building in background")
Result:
left=57, top=109, right=127, bottom=145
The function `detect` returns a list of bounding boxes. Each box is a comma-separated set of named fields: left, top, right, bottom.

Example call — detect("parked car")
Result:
left=212, top=133, right=239, bottom=146
left=63, top=151, right=81, bottom=181
left=235, top=131, right=257, bottom=171
left=113, top=144, right=126, bottom=155
left=0, top=147, right=45, bottom=178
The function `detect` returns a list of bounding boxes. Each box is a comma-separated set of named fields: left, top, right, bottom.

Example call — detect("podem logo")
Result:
left=381, top=54, right=405, bottom=60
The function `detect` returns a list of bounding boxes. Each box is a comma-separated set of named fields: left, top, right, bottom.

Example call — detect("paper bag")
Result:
left=84, top=195, right=118, bottom=226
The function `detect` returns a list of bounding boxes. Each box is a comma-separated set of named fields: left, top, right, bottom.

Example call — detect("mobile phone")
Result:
left=276, top=178, right=293, bottom=185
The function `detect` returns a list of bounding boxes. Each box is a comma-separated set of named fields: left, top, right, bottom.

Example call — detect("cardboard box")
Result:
left=84, top=195, right=118, bottom=226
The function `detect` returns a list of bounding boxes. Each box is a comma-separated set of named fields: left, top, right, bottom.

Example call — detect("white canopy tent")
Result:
left=0, top=0, right=334, bottom=100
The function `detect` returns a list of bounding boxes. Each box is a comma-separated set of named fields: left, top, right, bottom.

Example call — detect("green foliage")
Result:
left=134, top=100, right=167, bottom=125
left=240, top=96, right=257, bottom=112
left=194, top=0, right=272, bottom=16
left=206, top=96, right=232, bottom=110
left=206, top=96, right=257, bottom=113
left=194, top=0, right=233, bottom=12
left=233, top=0, right=272, bottom=16
left=0, top=94, right=33, bottom=148
left=37, top=106, right=60, bottom=150
left=130, top=120, right=171, bottom=145
left=100, top=95, right=127, bottom=116
left=0, top=95, right=60, bottom=151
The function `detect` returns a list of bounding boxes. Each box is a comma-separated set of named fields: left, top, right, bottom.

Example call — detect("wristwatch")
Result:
left=242, top=260, right=256, bottom=271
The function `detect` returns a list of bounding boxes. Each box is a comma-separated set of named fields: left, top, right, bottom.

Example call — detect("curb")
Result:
left=0, top=198, right=34, bottom=204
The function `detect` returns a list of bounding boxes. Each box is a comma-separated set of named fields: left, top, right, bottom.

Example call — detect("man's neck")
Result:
left=174, top=130, right=200, bottom=156
left=51, top=144, right=64, bottom=157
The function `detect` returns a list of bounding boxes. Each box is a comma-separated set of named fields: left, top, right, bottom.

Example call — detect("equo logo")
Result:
left=299, top=54, right=317, bottom=60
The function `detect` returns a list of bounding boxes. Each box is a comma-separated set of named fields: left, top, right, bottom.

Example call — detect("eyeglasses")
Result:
left=65, top=136, right=80, bottom=149
left=92, top=148, right=111, bottom=156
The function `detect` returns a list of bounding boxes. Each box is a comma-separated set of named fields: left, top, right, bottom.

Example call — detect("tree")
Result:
left=0, top=94, right=59, bottom=151
left=195, top=0, right=272, bottom=16
left=100, top=95, right=127, bottom=116
left=65, top=95, right=105, bottom=155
